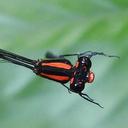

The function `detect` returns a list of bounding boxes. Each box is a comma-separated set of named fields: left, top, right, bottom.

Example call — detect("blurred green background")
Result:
left=0, top=0, right=128, bottom=128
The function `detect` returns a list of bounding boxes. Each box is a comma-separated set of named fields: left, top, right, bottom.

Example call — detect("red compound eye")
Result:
left=87, top=71, right=95, bottom=83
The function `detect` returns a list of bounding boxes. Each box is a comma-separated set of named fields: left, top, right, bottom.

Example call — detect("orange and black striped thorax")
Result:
left=35, top=59, right=73, bottom=83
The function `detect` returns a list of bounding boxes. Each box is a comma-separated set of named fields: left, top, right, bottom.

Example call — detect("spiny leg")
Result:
left=79, top=93, right=103, bottom=108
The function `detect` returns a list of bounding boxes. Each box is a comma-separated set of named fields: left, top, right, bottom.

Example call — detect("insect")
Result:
left=0, top=49, right=119, bottom=108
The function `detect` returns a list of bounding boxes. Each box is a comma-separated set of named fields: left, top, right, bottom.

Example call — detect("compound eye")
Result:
left=87, top=71, right=95, bottom=83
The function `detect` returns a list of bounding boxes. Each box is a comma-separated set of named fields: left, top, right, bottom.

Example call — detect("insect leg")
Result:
left=59, top=53, right=79, bottom=58
left=80, top=92, right=94, bottom=101
left=61, top=84, right=72, bottom=94
left=45, top=52, right=79, bottom=58
left=45, top=51, right=119, bottom=59
left=79, top=93, right=103, bottom=108
left=79, top=51, right=120, bottom=59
